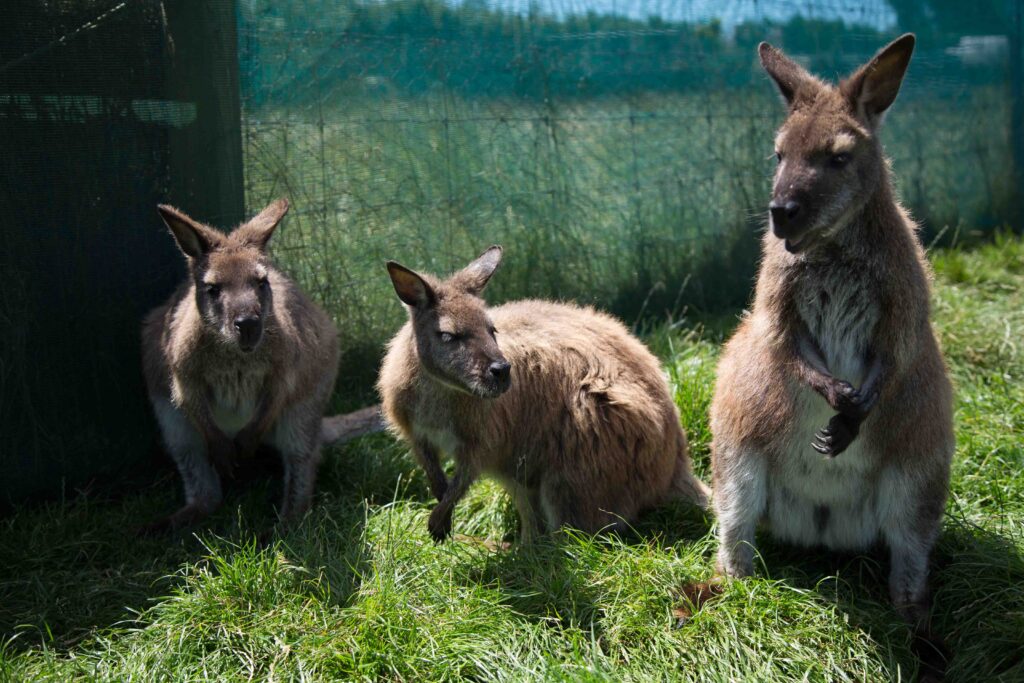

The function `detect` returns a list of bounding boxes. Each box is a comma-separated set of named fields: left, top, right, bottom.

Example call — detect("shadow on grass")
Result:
left=743, top=517, right=1024, bottom=682
left=0, top=432, right=421, bottom=654
left=444, top=498, right=714, bottom=647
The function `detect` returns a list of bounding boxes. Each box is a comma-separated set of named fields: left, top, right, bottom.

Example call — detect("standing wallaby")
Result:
left=142, top=199, right=340, bottom=532
left=377, top=246, right=709, bottom=543
left=709, top=34, right=954, bottom=629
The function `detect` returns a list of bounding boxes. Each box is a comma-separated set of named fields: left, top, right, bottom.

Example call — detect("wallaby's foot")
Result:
left=428, top=506, right=453, bottom=543
left=136, top=503, right=215, bottom=536
left=672, top=576, right=725, bottom=627
left=910, top=626, right=949, bottom=683
left=812, top=413, right=860, bottom=457
left=452, top=534, right=510, bottom=552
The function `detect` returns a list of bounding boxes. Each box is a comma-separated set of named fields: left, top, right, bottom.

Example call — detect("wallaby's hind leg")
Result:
left=538, top=476, right=626, bottom=536
left=147, top=396, right=223, bottom=532
left=272, top=408, right=322, bottom=528
left=880, top=466, right=945, bottom=625
left=510, top=484, right=545, bottom=543
left=714, top=446, right=767, bottom=578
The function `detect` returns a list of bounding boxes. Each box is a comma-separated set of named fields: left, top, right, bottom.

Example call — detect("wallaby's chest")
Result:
left=409, top=388, right=463, bottom=458
left=205, top=358, right=272, bottom=437
left=794, top=261, right=880, bottom=385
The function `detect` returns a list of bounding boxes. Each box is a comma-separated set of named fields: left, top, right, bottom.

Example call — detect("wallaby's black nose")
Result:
left=234, top=315, right=262, bottom=348
left=769, top=199, right=802, bottom=233
left=488, top=360, right=511, bottom=381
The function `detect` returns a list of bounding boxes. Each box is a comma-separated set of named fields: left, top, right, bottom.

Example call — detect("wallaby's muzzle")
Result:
left=234, top=314, right=263, bottom=351
left=485, top=359, right=512, bottom=396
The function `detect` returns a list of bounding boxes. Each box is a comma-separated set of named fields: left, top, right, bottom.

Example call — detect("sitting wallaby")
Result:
left=710, top=34, right=954, bottom=627
left=377, top=246, right=710, bottom=543
left=142, top=199, right=340, bottom=532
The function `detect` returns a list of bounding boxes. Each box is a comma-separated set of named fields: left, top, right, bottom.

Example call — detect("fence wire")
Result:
left=239, top=0, right=1021, bottom=386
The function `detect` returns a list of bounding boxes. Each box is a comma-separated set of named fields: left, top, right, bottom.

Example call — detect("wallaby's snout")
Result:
left=484, top=357, right=512, bottom=396
left=768, top=196, right=805, bottom=240
left=488, top=359, right=511, bottom=382
left=234, top=312, right=263, bottom=351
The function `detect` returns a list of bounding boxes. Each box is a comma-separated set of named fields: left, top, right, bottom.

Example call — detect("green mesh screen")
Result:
left=2, top=1, right=1021, bottom=504
left=0, top=1, right=244, bottom=505
left=239, top=0, right=1023, bottom=394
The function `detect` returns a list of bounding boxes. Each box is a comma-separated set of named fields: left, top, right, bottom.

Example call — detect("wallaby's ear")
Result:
left=157, top=204, right=222, bottom=258
left=758, top=42, right=818, bottom=107
left=236, top=198, right=290, bottom=250
left=452, top=245, right=503, bottom=295
left=841, top=33, right=915, bottom=128
left=387, top=261, right=435, bottom=308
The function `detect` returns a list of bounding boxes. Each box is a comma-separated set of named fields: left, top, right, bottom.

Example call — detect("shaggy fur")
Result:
left=141, top=199, right=339, bottom=531
left=378, top=247, right=710, bottom=542
left=710, top=34, right=954, bottom=629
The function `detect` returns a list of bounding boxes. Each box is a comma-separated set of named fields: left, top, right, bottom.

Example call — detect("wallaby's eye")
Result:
left=439, top=332, right=455, bottom=344
left=830, top=153, right=850, bottom=168
left=774, top=150, right=783, bottom=163
left=206, top=284, right=221, bottom=298
left=490, top=326, right=498, bottom=338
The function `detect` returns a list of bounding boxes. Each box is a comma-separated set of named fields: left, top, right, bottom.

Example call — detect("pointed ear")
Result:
left=236, top=198, right=290, bottom=250
left=451, top=246, right=503, bottom=295
left=386, top=261, right=435, bottom=308
left=758, top=42, right=818, bottom=107
left=841, top=33, right=915, bottom=128
left=157, top=204, right=222, bottom=258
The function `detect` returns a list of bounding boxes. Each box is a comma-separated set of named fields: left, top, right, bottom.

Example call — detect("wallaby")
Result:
left=377, top=246, right=710, bottom=543
left=709, top=34, right=954, bottom=629
left=141, top=198, right=340, bottom=532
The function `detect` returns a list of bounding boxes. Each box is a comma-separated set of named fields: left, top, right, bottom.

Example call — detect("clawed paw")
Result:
left=427, top=509, right=453, bottom=543
left=811, top=413, right=859, bottom=457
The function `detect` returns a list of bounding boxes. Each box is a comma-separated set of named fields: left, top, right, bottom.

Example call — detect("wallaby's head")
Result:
left=386, top=246, right=511, bottom=398
left=158, top=198, right=290, bottom=353
left=758, top=33, right=915, bottom=253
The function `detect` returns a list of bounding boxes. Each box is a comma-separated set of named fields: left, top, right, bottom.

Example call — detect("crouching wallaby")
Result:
left=710, top=34, right=954, bottom=630
left=377, top=246, right=710, bottom=543
left=142, top=199, right=340, bottom=532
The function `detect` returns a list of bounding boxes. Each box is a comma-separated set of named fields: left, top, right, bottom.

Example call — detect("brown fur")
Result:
left=709, top=34, right=954, bottom=633
left=377, top=247, right=710, bottom=542
left=141, top=199, right=339, bottom=531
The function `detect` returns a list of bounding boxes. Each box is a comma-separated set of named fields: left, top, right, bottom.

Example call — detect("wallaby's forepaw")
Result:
left=812, top=413, right=860, bottom=457
left=208, top=435, right=238, bottom=480
left=828, top=380, right=879, bottom=419
left=234, top=427, right=262, bottom=461
left=427, top=507, right=453, bottom=543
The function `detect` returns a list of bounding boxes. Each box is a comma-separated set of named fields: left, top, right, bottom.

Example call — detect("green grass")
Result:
left=1, top=236, right=1022, bottom=681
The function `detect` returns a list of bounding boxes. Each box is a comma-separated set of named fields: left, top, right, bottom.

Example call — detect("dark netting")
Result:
left=2, top=0, right=1022, bottom=504
left=238, top=0, right=1024, bottom=396
left=0, top=1, right=244, bottom=506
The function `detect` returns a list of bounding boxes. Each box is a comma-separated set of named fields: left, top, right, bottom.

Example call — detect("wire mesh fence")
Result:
left=239, top=0, right=1023, bottom=393
left=1, top=0, right=1021, bottom=504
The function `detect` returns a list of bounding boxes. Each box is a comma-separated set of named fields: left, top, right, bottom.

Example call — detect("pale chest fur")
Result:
left=767, top=256, right=887, bottom=549
left=205, top=356, right=272, bottom=436
left=794, top=258, right=880, bottom=386
left=408, top=383, right=463, bottom=459
left=171, top=341, right=273, bottom=437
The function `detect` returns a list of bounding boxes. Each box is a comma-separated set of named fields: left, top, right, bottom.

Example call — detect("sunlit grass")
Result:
left=1, top=236, right=1021, bottom=681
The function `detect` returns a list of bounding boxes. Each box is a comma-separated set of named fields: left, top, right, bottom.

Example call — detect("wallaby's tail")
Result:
left=672, top=452, right=712, bottom=510
left=321, top=405, right=386, bottom=445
